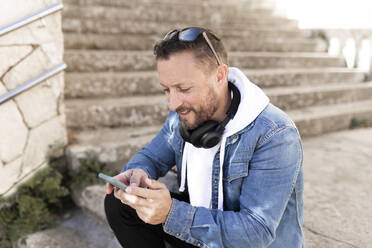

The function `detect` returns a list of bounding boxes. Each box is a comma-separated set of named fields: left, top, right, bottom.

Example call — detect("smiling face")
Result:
left=157, top=51, right=228, bottom=130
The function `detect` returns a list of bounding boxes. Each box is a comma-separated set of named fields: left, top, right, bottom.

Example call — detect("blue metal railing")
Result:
left=0, top=3, right=63, bottom=36
left=0, top=3, right=66, bottom=105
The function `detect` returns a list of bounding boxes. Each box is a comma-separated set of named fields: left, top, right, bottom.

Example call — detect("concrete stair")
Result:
left=65, top=82, right=372, bottom=130
left=64, top=68, right=366, bottom=98
left=58, top=0, right=372, bottom=246
left=65, top=97, right=372, bottom=170
left=64, top=50, right=346, bottom=72
left=62, top=4, right=296, bottom=27
left=62, top=18, right=309, bottom=39
left=64, top=33, right=326, bottom=52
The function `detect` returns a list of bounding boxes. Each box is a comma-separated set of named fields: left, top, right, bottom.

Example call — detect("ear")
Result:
left=216, top=64, right=228, bottom=85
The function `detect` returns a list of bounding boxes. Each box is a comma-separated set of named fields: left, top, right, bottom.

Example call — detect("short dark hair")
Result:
left=153, top=28, right=228, bottom=71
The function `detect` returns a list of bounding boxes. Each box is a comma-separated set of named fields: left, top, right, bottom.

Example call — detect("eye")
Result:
left=163, top=88, right=170, bottom=94
left=179, top=87, right=191, bottom=93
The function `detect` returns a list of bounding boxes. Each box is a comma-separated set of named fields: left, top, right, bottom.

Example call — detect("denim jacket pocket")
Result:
left=223, top=152, right=251, bottom=210
left=224, top=150, right=251, bottom=183
left=225, top=162, right=249, bottom=182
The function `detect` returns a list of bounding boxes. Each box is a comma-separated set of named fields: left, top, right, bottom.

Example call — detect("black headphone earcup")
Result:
left=200, top=131, right=222, bottom=148
left=190, top=120, right=219, bottom=148
left=180, top=125, right=192, bottom=143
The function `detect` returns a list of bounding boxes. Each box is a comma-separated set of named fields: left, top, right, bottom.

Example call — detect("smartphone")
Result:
left=99, top=173, right=128, bottom=191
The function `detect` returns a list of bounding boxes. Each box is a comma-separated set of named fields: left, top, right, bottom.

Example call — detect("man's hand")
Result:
left=115, top=177, right=172, bottom=225
left=105, top=169, right=148, bottom=194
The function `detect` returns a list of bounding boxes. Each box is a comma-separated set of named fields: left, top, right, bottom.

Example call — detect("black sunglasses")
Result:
left=163, top=27, right=222, bottom=66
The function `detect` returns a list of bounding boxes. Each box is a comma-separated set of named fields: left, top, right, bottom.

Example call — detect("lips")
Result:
left=178, top=109, right=191, bottom=116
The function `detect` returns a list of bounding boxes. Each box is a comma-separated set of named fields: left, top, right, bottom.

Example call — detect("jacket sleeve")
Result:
left=121, top=112, right=177, bottom=179
left=163, top=126, right=303, bottom=248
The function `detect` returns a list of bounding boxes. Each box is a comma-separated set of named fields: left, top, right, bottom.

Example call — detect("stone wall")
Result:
left=0, top=0, right=66, bottom=197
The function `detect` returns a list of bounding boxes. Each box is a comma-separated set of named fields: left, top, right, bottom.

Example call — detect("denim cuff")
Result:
left=163, top=198, right=197, bottom=242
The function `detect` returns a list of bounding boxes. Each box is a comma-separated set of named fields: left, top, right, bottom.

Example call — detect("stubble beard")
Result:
left=178, top=87, right=219, bottom=130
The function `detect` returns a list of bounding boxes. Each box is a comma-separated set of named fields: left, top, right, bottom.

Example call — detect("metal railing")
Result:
left=0, top=3, right=63, bottom=36
left=0, top=63, right=67, bottom=105
left=0, top=3, right=66, bottom=105
left=313, top=29, right=372, bottom=73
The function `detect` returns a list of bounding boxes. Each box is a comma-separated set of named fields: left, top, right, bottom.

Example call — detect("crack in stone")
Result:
left=18, top=113, right=61, bottom=176
left=8, top=44, right=42, bottom=129
left=1, top=161, right=48, bottom=197
left=0, top=43, right=39, bottom=48
left=0, top=44, right=39, bottom=83
left=304, top=225, right=360, bottom=248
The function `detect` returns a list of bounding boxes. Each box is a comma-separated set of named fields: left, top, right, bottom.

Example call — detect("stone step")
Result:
left=245, top=68, right=367, bottom=88
left=62, top=18, right=308, bottom=39
left=64, top=68, right=366, bottom=99
left=62, top=4, right=296, bottom=28
left=17, top=208, right=119, bottom=248
left=66, top=98, right=372, bottom=169
left=266, top=82, right=372, bottom=111
left=67, top=125, right=161, bottom=171
left=290, top=99, right=372, bottom=137
left=63, top=0, right=273, bottom=15
left=65, top=82, right=372, bottom=130
left=64, top=50, right=346, bottom=72
left=65, top=95, right=168, bottom=130
left=63, top=0, right=273, bottom=12
left=63, top=32, right=326, bottom=52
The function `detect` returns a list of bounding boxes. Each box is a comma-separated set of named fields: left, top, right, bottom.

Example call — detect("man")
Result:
left=104, top=27, right=304, bottom=248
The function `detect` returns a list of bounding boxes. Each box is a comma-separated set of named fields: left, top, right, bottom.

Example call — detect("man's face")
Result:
left=157, top=51, right=220, bottom=130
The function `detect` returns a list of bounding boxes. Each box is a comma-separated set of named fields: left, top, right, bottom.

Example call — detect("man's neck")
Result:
left=213, top=83, right=232, bottom=122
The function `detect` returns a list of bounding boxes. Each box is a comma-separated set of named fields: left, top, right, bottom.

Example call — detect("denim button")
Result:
left=214, top=179, right=218, bottom=184
left=176, top=232, right=180, bottom=236
left=197, top=242, right=201, bottom=247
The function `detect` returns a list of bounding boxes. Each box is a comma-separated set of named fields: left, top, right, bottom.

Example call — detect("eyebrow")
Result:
left=160, top=82, right=187, bottom=88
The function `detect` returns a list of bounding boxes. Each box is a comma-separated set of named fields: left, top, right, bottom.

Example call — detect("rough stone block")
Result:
left=72, top=184, right=107, bottom=225
left=65, top=96, right=168, bottom=129
left=22, top=115, right=67, bottom=174
left=0, top=46, right=32, bottom=77
left=66, top=126, right=160, bottom=171
left=16, top=226, right=88, bottom=248
left=2, top=162, right=49, bottom=198
left=14, top=81, right=58, bottom=128
left=0, top=0, right=59, bottom=28
left=0, top=100, right=28, bottom=163
left=3, top=46, right=53, bottom=91
left=0, top=81, right=7, bottom=95
left=0, top=157, right=22, bottom=196
left=0, top=13, right=62, bottom=47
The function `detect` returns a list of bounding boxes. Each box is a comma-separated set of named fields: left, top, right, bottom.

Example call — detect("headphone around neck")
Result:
left=179, top=81, right=241, bottom=148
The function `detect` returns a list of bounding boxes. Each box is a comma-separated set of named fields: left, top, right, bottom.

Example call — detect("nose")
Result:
left=168, top=91, right=182, bottom=112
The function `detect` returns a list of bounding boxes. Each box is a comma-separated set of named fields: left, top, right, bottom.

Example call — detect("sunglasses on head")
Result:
left=163, top=27, right=222, bottom=66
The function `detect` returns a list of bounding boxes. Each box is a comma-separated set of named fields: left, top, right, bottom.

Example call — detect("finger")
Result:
left=126, top=186, right=153, bottom=199
left=143, top=177, right=166, bottom=190
left=106, top=182, right=113, bottom=194
left=130, top=170, right=145, bottom=187
left=121, top=192, right=148, bottom=207
left=114, top=171, right=132, bottom=186
left=113, top=188, right=122, bottom=200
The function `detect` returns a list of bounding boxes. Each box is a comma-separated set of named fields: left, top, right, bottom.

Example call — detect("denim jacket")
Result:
left=123, top=103, right=304, bottom=248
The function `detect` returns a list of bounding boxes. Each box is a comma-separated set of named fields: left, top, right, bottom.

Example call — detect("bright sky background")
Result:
left=275, top=0, right=372, bottom=29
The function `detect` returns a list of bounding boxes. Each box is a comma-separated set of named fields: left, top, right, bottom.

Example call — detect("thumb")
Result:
left=144, top=177, right=165, bottom=190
